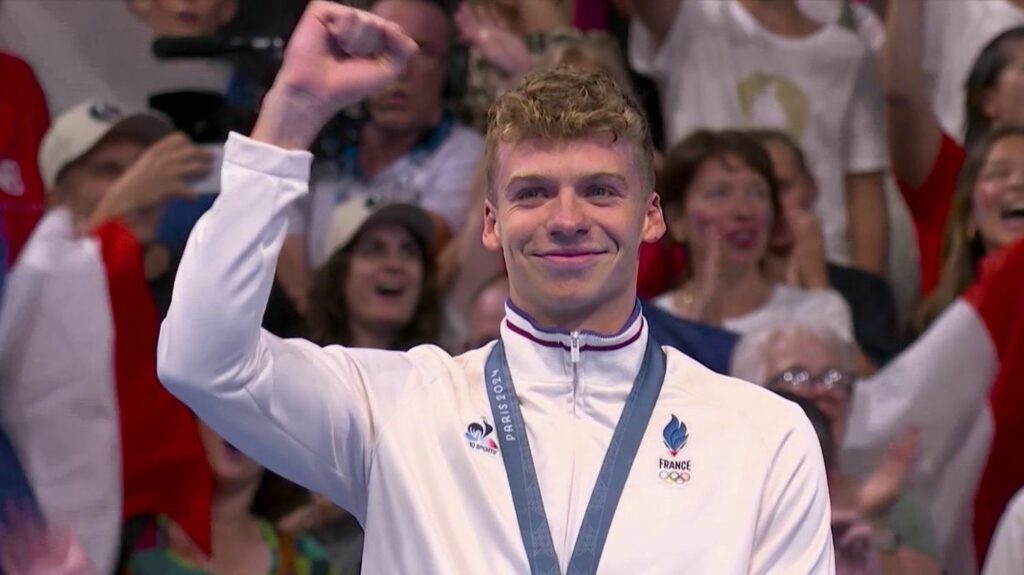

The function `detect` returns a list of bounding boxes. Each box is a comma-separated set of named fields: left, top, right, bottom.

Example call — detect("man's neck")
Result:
left=509, top=293, right=638, bottom=336
left=358, top=123, right=423, bottom=178
left=737, top=0, right=820, bottom=38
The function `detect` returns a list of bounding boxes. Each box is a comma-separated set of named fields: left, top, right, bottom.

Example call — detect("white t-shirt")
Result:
left=922, top=0, right=1024, bottom=142
left=288, top=119, right=483, bottom=268
left=653, top=283, right=855, bottom=341
left=798, top=0, right=884, bottom=52
left=629, top=0, right=888, bottom=265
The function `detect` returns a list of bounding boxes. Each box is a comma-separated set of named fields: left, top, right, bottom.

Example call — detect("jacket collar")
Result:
left=498, top=300, right=649, bottom=396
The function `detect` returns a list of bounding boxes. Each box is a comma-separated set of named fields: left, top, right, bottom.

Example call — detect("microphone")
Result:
left=152, top=36, right=284, bottom=59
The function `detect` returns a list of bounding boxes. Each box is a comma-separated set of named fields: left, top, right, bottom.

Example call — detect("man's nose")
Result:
left=546, top=190, right=588, bottom=240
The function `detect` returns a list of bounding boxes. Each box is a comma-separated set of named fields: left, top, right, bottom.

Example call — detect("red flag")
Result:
left=966, top=239, right=1024, bottom=566
left=0, top=210, right=212, bottom=572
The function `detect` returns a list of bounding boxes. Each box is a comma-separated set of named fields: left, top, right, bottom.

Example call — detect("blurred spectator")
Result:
left=732, top=321, right=940, bottom=575
left=651, top=130, right=856, bottom=345
left=842, top=238, right=1024, bottom=573
left=454, top=0, right=574, bottom=131
left=911, top=127, right=1024, bottom=333
left=128, top=0, right=237, bottom=36
left=0, top=51, right=48, bottom=266
left=919, top=0, right=1024, bottom=144
left=464, top=272, right=508, bottom=351
left=776, top=392, right=883, bottom=575
left=0, top=102, right=214, bottom=574
left=307, top=197, right=441, bottom=351
left=738, top=0, right=921, bottom=325
left=884, top=0, right=1024, bottom=311
left=119, top=422, right=335, bottom=574
left=300, top=197, right=441, bottom=569
left=627, top=0, right=889, bottom=276
left=0, top=2, right=232, bottom=115
left=280, top=0, right=483, bottom=314
left=751, top=129, right=902, bottom=367
left=983, top=487, right=1024, bottom=575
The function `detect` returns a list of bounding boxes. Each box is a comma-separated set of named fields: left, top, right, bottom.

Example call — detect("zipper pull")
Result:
left=570, top=330, right=581, bottom=364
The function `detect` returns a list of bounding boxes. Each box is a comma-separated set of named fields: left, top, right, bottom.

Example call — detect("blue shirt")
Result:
left=643, top=301, right=739, bottom=375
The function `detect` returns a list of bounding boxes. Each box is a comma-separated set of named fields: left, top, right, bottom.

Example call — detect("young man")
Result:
left=158, top=2, right=834, bottom=573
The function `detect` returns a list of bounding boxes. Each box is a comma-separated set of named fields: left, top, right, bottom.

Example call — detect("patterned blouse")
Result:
left=123, top=516, right=338, bottom=575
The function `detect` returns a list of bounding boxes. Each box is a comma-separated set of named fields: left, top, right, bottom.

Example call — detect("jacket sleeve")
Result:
left=749, top=405, right=836, bottom=575
left=157, top=133, right=430, bottom=522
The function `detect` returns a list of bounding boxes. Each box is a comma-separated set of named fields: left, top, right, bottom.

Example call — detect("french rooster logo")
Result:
left=662, top=415, right=689, bottom=457
left=465, top=419, right=498, bottom=450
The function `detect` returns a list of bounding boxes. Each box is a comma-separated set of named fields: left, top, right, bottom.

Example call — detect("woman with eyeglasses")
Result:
left=732, top=319, right=940, bottom=575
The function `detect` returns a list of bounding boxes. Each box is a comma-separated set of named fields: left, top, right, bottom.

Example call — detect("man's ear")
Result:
left=216, top=0, right=238, bottom=28
left=481, top=199, right=501, bottom=252
left=641, top=192, right=667, bottom=244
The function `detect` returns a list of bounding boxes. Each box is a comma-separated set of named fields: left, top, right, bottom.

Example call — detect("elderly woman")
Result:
left=732, top=320, right=940, bottom=575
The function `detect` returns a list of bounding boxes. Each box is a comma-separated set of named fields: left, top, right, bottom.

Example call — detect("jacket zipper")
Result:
left=569, top=330, right=581, bottom=414
left=565, top=330, right=582, bottom=563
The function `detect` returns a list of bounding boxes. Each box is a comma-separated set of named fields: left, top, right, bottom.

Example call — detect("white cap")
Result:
left=39, top=101, right=174, bottom=189
left=322, top=196, right=434, bottom=261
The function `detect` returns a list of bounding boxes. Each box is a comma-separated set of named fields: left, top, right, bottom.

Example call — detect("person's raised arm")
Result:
left=882, top=0, right=941, bottom=189
left=158, top=1, right=420, bottom=517
left=845, top=170, right=888, bottom=276
left=85, top=133, right=211, bottom=236
left=251, top=3, right=417, bottom=151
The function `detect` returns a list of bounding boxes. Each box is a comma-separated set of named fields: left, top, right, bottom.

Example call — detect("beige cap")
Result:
left=322, top=196, right=434, bottom=261
left=39, top=101, right=174, bottom=189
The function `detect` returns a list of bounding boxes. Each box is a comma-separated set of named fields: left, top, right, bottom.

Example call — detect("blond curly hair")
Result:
left=484, top=65, right=655, bottom=195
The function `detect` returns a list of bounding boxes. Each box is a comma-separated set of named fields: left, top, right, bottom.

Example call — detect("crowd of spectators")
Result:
left=1, top=0, right=1024, bottom=573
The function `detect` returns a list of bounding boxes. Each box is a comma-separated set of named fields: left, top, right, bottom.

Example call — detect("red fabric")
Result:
left=637, top=238, right=686, bottom=300
left=966, top=238, right=1024, bottom=566
left=0, top=53, right=49, bottom=265
left=96, top=221, right=213, bottom=553
left=895, top=131, right=966, bottom=297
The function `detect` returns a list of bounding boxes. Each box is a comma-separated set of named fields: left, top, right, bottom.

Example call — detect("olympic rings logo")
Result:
left=658, top=470, right=691, bottom=484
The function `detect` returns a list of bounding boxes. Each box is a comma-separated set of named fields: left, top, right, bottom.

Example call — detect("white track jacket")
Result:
left=157, top=133, right=834, bottom=574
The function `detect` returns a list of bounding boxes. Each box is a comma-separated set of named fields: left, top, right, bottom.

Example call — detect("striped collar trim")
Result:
left=503, top=300, right=644, bottom=352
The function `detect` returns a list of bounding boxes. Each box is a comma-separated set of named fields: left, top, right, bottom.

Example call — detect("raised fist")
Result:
left=253, top=1, right=419, bottom=150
